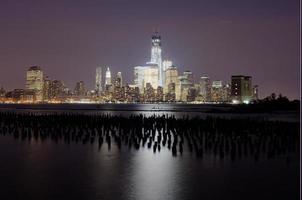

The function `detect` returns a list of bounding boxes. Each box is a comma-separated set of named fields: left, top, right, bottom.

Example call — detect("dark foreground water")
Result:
left=0, top=104, right=300, bottom=200
left=0, top=137, right=299, bottom=200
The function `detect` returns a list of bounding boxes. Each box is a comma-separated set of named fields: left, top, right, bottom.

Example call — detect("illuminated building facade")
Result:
left=177, top=71, right=193, bottom=101
left=162, top=60, right=172, bottom=87
left=125, top=84, right=140, bottom=102
left=156, top=86, right=164, bottom=102
left=51, top=80, right=66, bottom=99
left=74, top=81, right=86, bottom=96
left=164, top=65, right=178, bottom=94
left=114, top=72, right=122, bottom=88
left=113, top=72, right=123, bottom=101
left=144, top=83, right=156, bottom=102
left=95, top=67, right=102, bottom=95
left=134, top=64, right=158, bottom=94
left=150, top=31, right=163, bottom=86
left=26, top=66, right=44, bottom=101
left=105, top=67, right=112, bottom=86
left=199, top=76, right=211, bottom=102
left=211, top=80, right=223, bottom=102
left=43, top=76, right=51, bottom=101
left=0, top=87, right=5, bottom=97
left=134, top=66, right=145, bottom=94
left=231, top=75, right=252, bottom=103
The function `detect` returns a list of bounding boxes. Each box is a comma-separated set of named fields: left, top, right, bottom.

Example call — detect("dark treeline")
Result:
left=0, top=112, right=299, bottom=161
left=231, top=93, right=300, bottom=113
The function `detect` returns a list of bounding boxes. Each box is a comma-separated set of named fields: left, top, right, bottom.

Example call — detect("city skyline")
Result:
left=0, top=0, right=299, bottom=99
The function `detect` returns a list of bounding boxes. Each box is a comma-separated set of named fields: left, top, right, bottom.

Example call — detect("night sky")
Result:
left=0, top=0, right=300, bottom=99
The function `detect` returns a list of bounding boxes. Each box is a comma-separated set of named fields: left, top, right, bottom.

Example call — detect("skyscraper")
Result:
left=26, top=66, right=44, bottom=101
left=211, top=80, right=223, bottom=102
left=114, top=72, right=122, bottom=88
left=143, top=64, right=159, bottom=91
left=134, top=66, right=145, bottom=94
left=178, top=71, right=194, bottom=101
left=164, top=65, right=178, bottom=96
left=162, top=60, right=172, bottom=87
left=134, top=64, right=159, bottom=94
left=105, top=67, right=112, bottom=86
left=95, top=67, right=102, bottom=95
left=43, top=75, right=51, bottom=101
left=231, top=75, right=252, bottom=103
left=150, top=31, right=163, bottom=87
left=199, top=76, right=211, bottom=102
left=74, top=81, right=86, bottom=96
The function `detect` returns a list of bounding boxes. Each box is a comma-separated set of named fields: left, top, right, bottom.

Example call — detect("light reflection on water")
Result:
left=0, top=104, right=299, bottom=200
left=129, top=149, right=182, bottom=200
left=0, top=136, right=299, bottom=200
left=0, top=103, right=299, bottom=121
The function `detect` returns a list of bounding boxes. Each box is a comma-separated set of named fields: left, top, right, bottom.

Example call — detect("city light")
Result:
left=0, top=32, right=258, bottom=105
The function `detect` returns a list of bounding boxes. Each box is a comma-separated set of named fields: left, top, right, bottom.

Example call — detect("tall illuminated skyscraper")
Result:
left=26, top=66, right=44, bottom=101
left=199, top=76, right=211, bottom=102
left=162, top=60, right=172, bottom=87
left=95, top=67, right=102, bottom=95
left=134, top=64, right=159, bottom=94
left=114, top=72, right=122, bottom=88
left=150, top=31, right=163, bottom=87
left=134, top=66, right=145, bottom=94
left=164, top=65, right=178, bottom=94
left=105, top=67, right=112, bottom=86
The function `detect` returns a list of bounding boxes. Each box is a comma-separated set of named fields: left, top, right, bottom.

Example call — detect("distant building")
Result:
left=74, top=81, right=86, bottom=96
left=5, top=89, right=35, bottom=103
left=164, top=65, right=178, bottom=95
left=114, top=72, right=122, bottom=88
left=199, top=76, right=211, bottom=102
left=51, top=80, right=65, bottom=99
left=231, top=75, right=252, bottom=103
left=144, top=83, right=156, bottom=102
left=26, top=66, right=44, bottom=102
left=156, top=86, right=164, bottom=102
left=150, top=31, right=163, bottom=87
left=95, top=67, right=102, bottom=95
left=125, top=84, right=140, bottom=102
left=105, top=67, right=112, bottom=86
left=252, top=85, right=259, bottom=100
left=211, top=80, right=223, bottom=102
left=187, top=87, right=197, bottom=102
left=43, top=76, right=51, bottom=101
left=165, top=83, right=176, bottom=102
left=134, top=64, right=159, bottom=94
left=178, top=71, right=193, bottom=101
left=0, top=86, right=6, bottom=97
left=162, top=60, right=173, bottom=87
left=222, top=84, right=231, bottom=102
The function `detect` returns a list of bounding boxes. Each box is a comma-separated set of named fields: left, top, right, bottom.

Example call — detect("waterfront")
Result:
left=0, top=104, right=300, bottom=200
left=0, top=103, right=299, bottom=122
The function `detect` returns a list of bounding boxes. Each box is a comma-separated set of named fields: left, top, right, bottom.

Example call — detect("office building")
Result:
left=199, top=76, right=211, bottom=102
left=150, top=31, right=163, bottom=87
left=74, top=81, right=86, bottom=96
left=114, top=72, right=122, bottom=88
left=105, top=67, right=112, bottom=86
left=211, top=80, right=223, bottom=102
left=231, top=75, right=252, bottom=103
left=26, top=66, right=44, bottom=102
left=95, top=67, right=102, bottom=95
left=164, top=65, right=178, bottom=94
left=134, top=64, right=159, bottom=94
